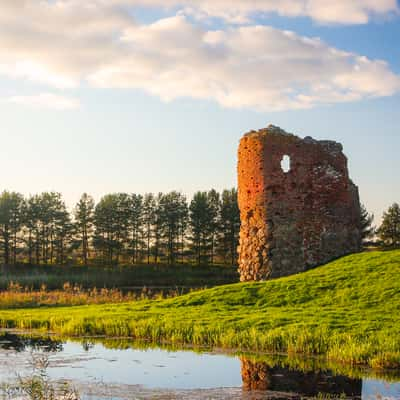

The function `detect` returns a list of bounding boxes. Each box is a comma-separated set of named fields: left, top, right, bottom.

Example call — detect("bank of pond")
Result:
left=0, top=250, right=398, bottom=374
left=0, top=331, right=399, bottom=400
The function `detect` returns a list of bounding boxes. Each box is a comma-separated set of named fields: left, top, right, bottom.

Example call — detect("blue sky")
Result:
left=0, top=1, right=399, bottom=222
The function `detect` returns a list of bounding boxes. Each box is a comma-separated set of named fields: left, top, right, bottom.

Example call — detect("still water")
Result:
left=0, top=332, right=399, bottom=399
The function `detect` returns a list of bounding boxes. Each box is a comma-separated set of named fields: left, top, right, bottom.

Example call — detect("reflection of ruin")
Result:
left=241, top=358, right=362, bottom=397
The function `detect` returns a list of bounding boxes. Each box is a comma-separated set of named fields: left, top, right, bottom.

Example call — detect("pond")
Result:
left=0, top=332, right=399, bottom=399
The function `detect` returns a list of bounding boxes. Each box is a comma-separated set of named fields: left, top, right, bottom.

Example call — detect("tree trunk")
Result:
left=50, top=229, right=54, bottom=264
left=3, top=225, right=10, bottom=265
left=35, top=231, right=40, bottom=264
left=147, top=224, right=150, bottom=264
left=12, top=229, right=17, bottom=265
left=28, top=230, right=33, bottom=265
left=82, top=226, right=88, bottom=266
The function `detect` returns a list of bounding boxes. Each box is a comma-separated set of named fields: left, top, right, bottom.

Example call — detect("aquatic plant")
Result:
left=0, top=353, right=79, bottom=400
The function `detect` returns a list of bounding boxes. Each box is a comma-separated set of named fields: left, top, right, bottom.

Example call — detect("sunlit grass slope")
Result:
left=0, top=250, right=399, bottom=368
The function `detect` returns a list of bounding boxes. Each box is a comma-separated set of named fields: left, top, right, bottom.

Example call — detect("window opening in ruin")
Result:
left=281, top=155, right=291, bottom=173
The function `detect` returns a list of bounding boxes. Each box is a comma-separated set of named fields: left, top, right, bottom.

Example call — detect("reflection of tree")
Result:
left=240, top=357, right=362, bottom=397
left=0, top=333, right=63, bottom=352
left=82, top=340, right=94, bottom=352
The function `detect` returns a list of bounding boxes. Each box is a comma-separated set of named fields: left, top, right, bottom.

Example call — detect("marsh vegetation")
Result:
left=0, top=250, right=398, bottom=369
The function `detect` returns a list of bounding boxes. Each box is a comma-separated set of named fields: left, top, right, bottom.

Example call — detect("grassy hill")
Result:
left=0, top=250, right=399, bottom=368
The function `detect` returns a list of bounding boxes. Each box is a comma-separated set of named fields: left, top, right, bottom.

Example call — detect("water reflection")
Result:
left=0, top=332, right=63, bottom=352
left=241, top=357, right=362, bottom=397
left=0, top=332, right=398, bottom=399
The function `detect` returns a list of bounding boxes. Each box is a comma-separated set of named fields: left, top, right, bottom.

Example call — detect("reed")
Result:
left=0, top=282, right=194, bottom=308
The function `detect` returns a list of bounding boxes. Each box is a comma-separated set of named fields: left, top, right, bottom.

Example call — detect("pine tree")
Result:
left=129, top=194, right=143, bottom=264
left=153, top=193, right=163, bottom=263
left=24, top=195, right=42, bottom=264
left=74, top=193, right=95, bottom=266
left=207, top=189, right=220, bottom=264
left=378, top=203, right=400, bottom=247
left=143, top=193, right=156, bottom=264
left=218, top=188, right=240, bottom=266
left=359, top=204, right=375, bottom=245
left=0, top=191, right=24, bottom=264
left=189, top=192, right=211, bottom=265
left=53, top=205, right=73, bottom=264
left=158, top=191, right=188, bottom=264
left=93, top=194, right=120, bottom=265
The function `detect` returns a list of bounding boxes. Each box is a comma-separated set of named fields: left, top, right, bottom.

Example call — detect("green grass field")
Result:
left=0, top=250, right=399, bottom=369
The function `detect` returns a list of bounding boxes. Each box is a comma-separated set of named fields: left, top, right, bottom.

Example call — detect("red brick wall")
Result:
left=238, top=125, right=361, bottom=281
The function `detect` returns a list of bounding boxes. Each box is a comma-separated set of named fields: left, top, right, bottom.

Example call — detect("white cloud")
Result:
left=107, top=0, right=399, bottom=25
left=0, top=1, right=399, bottom=112
left=7, top=93, right=80, bottom=110
left=95, top=17, right=400, bottom=110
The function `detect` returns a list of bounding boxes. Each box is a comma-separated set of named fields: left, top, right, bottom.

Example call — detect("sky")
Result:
left=0, top=0, right=399, bottom=221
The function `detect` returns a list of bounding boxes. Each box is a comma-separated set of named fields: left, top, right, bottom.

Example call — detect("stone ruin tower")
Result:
left=238, top=125, right=361, bottom=281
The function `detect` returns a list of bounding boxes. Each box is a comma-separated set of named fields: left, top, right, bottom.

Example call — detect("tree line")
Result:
left=0, top=188, right=397, bottom=267
left=0, top=189, right=240, bottom=266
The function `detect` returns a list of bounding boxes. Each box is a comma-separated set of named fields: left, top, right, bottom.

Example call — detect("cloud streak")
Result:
left=108, top=0, right=399, bottom=24
left=0, top=1, right=399, bottom=111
